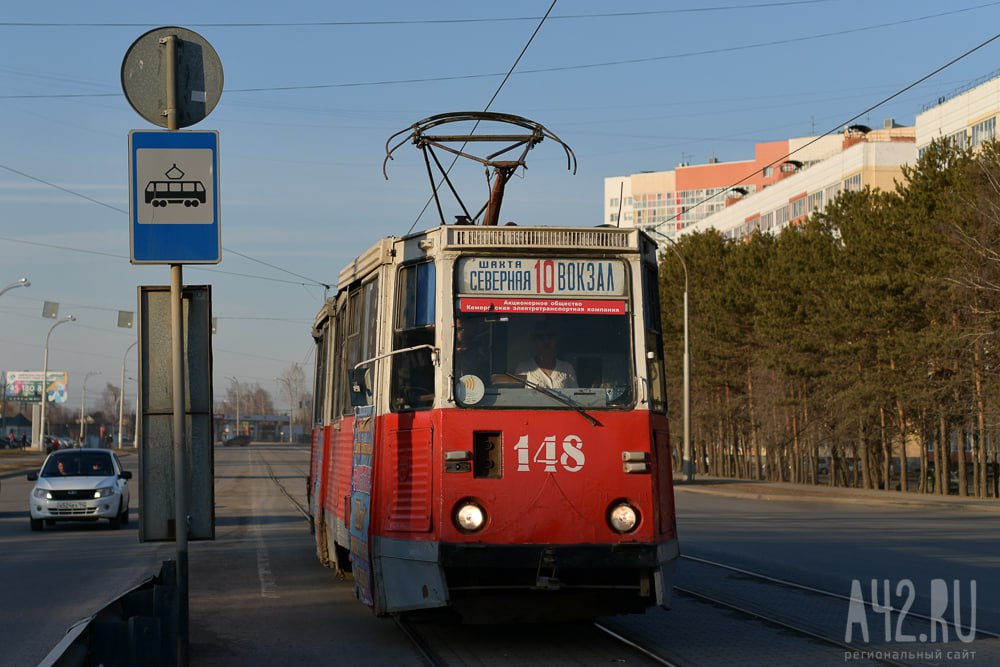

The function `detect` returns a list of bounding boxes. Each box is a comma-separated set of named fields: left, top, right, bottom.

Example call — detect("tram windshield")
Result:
left=453, top=310, right=634, bottom=409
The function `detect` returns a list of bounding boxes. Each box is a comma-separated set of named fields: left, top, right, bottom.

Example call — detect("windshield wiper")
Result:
left=498, top=373, right=601, bottom=426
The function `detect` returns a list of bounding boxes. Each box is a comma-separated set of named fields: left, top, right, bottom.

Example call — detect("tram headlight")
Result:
left=453, top=500, right=487, bottom=533
left=607, top=501, right=640, bottom=534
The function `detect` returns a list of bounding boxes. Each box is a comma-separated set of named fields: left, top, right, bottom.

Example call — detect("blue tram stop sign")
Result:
left=129, top=130, right=220, bottom=264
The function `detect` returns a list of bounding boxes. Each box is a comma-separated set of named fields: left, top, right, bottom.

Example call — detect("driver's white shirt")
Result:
left=514, top=358, right=578, bottom=389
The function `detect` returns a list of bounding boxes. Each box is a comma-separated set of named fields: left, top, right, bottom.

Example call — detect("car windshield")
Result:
left=42, top=454, right=114, bottom=477
left=453, top=310, right=634, bottom=409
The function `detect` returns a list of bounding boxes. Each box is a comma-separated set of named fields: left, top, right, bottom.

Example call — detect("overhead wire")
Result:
left=404, top=0, right=559, bottom=234
left=0, top=161, right=330, bottom=288
left=0, top=3, right=841, bottom=28
left=5, top=5, right=996, bottom=99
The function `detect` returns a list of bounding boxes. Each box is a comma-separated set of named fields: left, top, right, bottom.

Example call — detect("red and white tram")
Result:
left=307, top=113, right=678, bottom=621
left=308, top=224, right=678, bottom=620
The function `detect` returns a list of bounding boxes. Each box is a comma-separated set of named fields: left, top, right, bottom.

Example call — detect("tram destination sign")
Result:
left=456, top=257, right=627, bottom=297
left=129, top=129, right=221, bottom=264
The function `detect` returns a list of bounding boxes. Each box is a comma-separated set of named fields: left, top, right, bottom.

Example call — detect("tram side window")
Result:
left=333, top=296, right=349, bottom=417
left=312, top=319, right=330, bottom=424
left=344, top=279, right=380, bottom=408
left=342, top=287, right=365, bottom=413
left=391, top=262, right=436, bottom=412
left=643, top=265, right=668, bottom=413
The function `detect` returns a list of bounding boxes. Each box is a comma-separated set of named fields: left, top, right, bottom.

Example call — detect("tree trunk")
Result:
left=747, top=366, right=762, bottom=481
left=859, top=419, right=869, bottom=489
left=880, top=405, right=891, bottom=491
left=937, top=412, right=947, bottom=496
left=957, top=422, right=968, bottom=498
left=973, top=342, right=986, bottom=498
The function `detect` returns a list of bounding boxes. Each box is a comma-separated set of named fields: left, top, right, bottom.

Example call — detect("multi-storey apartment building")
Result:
left=604, top=135, right=844, bottom=238
left=916, top=71, right=1000, bottom=155
left=679, top=123, right=916, bottom=241
left=607, top=71, right=1000, bottom=242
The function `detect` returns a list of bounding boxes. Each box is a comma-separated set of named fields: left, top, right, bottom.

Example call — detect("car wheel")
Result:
left=120, top=505, right=130, bottom=526
left=109, top=502, right=123, bottom=530
left=30, top=518, right=43, bottom=532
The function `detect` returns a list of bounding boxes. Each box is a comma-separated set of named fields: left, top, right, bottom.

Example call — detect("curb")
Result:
left=674, top=481, right=1000, bottom=513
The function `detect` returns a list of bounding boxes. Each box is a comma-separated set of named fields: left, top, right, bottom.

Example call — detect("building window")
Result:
left=807, top=190, right=824, bottom=212
left=610, top=197, right=619, bottom=208
left=790, top=198, right=806, bottom=219
left=971, top=117, right=995, bottom=148
left=761, top=211, right=774, bottom=231
left=763, top=167, right=773, bottom=177
left=843, top=174, right=862, bottom=192
left=776, top=206, right=789, bottom=225
left=825, top=183, right=841, bottom=204
left=948, top=130, right=967, bottom=149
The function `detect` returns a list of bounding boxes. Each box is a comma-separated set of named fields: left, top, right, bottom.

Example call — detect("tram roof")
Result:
left=323, top=223, right=655, bottom=302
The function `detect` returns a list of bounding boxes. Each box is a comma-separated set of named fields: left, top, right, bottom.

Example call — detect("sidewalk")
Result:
left=674, top=476, right=1000, bottom=512
left=0, top=449, right=47, bottom=476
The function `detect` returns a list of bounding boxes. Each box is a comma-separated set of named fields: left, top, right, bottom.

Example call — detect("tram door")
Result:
left=347, top=279, right=380, bottom=606
left=385, top=261, right=436, bottom=540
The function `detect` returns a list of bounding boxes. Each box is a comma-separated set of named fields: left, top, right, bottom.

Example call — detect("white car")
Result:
left=27, top=449, right=132, bottom=531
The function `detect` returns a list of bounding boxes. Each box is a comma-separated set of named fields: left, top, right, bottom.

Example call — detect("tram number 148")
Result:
left=514, top=434, right=585, bottom=473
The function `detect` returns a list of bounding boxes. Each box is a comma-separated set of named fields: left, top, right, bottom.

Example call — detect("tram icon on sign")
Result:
left=144, top=163, right=206, bottom=208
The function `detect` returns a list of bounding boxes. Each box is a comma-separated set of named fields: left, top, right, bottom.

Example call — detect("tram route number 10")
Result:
left=514, top=434, right=585, bottom=473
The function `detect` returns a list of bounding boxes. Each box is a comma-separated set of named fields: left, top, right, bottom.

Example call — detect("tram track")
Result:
left=395, top=614, right=674, bottom=667
left=253, top=445, right=311, bottom=523
left=681, top=554, right=999, bottom=641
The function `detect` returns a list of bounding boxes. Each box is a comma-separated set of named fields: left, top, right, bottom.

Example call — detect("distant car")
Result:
left=27, top=448, right=132, bottom=531
left=223, top=435, right=251, bottom=447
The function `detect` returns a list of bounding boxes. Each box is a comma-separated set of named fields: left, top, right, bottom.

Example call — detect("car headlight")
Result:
left=608, top=501, right=640, bottom=533
left=94, top=486, right=115, bottom=498
left=453, top=500, right=486, bottom=533
left=33, top=488, right=51, bottom=499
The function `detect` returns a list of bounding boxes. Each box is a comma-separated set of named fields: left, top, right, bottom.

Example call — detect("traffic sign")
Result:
left=129, top=130, right=221, bottom=264
left=121, top=26, right=224, bottom=129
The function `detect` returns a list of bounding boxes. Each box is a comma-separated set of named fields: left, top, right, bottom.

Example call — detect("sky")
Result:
left=3, top=0, right=1000, bottom=419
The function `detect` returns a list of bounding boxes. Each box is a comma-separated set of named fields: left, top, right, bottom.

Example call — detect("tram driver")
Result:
left=515, top=320, right=578, bottom=389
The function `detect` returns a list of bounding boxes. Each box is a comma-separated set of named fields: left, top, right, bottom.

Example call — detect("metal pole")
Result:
left=647, top=228, right=693, bottom=481
left=682, top=288, right=692, bottom=481
left=2, top=279, right=29, bottom=440
left=163, top=32, right=189, bottom=667
left=277, top=377, right=293, bottom=443
left=119, top=341, right=137, bottom=449
left=1, top=372, right=6, bottom=443
left=80, top=371, right=98, bottom=445
left=228, top=377, right=240, bottom=438
left=39, top=316, right=74, bottom=451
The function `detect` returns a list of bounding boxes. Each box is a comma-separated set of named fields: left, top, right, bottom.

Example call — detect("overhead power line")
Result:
left=3, top=4, right=997, bottom=99
left=663, top=29, right=1000, bottom=234
left=0, top=3, right=839, bottom=28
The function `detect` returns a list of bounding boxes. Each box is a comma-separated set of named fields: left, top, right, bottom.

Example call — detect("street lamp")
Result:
left=0, top=279, right=29, bottom=438
left=647, top=228, right=692, bottom=481
left=79, top=371, right=100, bottom=445
left=0, top=277, right=30, bottom=298
left=38, top=315, right=75, bottom=451
left=118, top=341, right=138, bottom=449
left=227, top=377, right=241, bottom=438
left=276, top=377, right=293, bottom=444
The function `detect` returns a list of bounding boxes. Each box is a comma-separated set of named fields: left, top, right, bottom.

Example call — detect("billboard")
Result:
left=4, top=371, right=69, bottom=404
